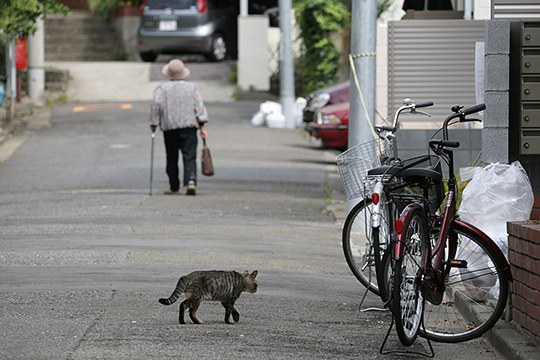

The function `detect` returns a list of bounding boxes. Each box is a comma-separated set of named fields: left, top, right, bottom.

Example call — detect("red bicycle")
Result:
left=388, top=104, right=512, bottom=345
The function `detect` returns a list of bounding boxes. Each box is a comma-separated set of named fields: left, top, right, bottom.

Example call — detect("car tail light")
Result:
left=196, top=0, right=207, bottom=13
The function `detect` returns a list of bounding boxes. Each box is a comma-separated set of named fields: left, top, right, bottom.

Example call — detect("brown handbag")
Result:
left=201, top=139, right=214, bottom=176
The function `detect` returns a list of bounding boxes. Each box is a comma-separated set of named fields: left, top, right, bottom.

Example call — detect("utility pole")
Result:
left=28, top=15, right=45, bottom=103
left=348, top=0, right=377, bottom=148
left=279, top=0, right=295, bottom=128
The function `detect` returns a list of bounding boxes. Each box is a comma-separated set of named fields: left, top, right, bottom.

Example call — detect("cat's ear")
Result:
left=250, top=270, right=258, bottom=279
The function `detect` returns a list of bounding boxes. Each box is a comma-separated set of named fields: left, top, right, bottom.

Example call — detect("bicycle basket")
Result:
left=336, top=138, right=391, bottom=200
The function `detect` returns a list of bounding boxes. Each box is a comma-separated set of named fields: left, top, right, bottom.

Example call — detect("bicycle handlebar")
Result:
left=415, top=101, right=434, bottom=108
left=389, top=99, right=434, bottom=130
left=463, top=103, right=486, bottom=116
left=430, top=103, right=485, bottom=156
left=429, top=139, right=460, bottom=150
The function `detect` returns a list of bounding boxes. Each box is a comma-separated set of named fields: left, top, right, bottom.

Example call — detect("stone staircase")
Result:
left=45, top=11, right=124, bottom=61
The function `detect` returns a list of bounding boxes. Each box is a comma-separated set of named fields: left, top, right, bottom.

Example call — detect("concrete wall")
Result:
left=238, top=16, right=270, bottom=91
left=397, top=128, right=482, bottom=171
left=112, top=15, right=140, bottom=61
left=483, top=19, right=511, bottom=163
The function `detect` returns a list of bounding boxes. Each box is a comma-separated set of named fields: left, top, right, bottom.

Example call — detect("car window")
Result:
left=147, top=0, right=196, bottom=10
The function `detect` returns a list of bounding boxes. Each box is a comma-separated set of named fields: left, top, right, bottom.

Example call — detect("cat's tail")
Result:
left=158, top=277, right=185, bottom=305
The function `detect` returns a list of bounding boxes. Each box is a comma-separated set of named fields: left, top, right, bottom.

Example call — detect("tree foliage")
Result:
left=0, top=0, right=68, bottom=37
left=88, top=0, right=142, bottom=18
left=294, top=0, right=349, bottom=95
left=293, top=0, right=396, bottom=95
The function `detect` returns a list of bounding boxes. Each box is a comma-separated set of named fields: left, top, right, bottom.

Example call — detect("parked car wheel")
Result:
left=139, top=51, right=157, bottom=63
left=205, top=33, right=227, bottom=62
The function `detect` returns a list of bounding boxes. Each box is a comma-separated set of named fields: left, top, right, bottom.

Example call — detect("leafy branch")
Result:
left=294, top=0, right=349, bottom=95
left=0, top=0, right=68, bottom=37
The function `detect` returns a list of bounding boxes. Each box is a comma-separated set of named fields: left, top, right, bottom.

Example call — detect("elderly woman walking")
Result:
left=149, top=59, right=209, bottom=196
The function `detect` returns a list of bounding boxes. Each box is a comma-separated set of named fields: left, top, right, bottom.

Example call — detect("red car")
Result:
left=308, top=101, right=349, bottom=150
left=302, top=81, right=350, bottom=124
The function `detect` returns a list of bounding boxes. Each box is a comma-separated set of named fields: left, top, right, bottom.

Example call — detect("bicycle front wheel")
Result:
left=420, top=223, right=510, bottom=343
left=392, top=207, right=428, bottom=346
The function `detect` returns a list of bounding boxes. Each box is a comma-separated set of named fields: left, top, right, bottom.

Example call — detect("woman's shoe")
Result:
left=186, top=180, right=196, bottom=196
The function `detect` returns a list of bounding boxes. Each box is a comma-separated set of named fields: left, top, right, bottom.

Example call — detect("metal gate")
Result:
left=387, top=19, right=485, bottom=127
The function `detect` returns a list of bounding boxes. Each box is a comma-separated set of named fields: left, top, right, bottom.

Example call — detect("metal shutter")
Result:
left=492, top=0, right=540, bottom=19
left=387, top=19, right=485, bottom=127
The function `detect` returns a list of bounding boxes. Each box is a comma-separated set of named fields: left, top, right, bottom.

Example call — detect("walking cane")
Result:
left=149, top=129, right=155, bottom=196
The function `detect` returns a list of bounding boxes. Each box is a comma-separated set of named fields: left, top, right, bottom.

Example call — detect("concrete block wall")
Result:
left=396, top=129, right=482, bottom=170
left=483, top=19, right=512, bottom=163
left=508, top=221, right=540, bottom=343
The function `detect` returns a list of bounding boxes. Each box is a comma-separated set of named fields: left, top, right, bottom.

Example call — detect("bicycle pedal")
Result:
left=445, top=259, right=468, bottom=268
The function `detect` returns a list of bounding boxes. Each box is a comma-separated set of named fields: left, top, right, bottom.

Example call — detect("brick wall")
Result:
left=531, top=197, right=540, bottom=221
left=508, top=221, right=540, bottom=342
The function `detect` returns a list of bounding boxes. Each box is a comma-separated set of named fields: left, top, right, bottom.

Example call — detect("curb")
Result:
left=487, top=318, right=540, bottom=360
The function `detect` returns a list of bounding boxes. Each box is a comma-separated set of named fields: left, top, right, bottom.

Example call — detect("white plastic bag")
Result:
left=458, top=161, right=533, bottom=301
left=459, top=161, right=534, bottom=257
left=294, top=97, right=307, bottom=127
left=250, top=101, right=284, bottom=127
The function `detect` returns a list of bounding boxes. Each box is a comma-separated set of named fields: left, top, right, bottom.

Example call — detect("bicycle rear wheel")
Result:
left=373, top=192, right=394, bottom=303
left=342, top=196, right=393, bottom=296
left=392, top=207, right=428, bottom=346
left=342, top=198, right=379, bottom=294
left=420, top=223, right=510, bottom=343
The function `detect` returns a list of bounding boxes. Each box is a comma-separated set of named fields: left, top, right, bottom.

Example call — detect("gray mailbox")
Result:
left=510, top=20, right=540, bottom=196
left=518, top=23, right=540, bottom=155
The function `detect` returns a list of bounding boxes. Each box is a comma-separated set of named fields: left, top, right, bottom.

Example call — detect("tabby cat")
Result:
left=158, top=270, right=258, bottom=324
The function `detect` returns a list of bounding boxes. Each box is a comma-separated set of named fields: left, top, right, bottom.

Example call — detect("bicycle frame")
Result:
left=338, top=99, right=433, bottom=297
left=393, top=104, right=513, bottom=304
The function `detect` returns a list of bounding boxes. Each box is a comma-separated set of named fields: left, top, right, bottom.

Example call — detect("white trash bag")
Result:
left=459, top=161, right=534, bottom=256
left=458, top=161, right=534, bottom=300
left=250, top=101, right=283, bottom=127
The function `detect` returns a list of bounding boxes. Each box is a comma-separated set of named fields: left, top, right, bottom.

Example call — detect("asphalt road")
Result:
left=0, top=100, right=503, bottom=359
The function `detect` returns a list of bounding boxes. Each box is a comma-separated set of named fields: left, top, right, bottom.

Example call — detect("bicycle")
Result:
left=338, top=99, right=433, bottom=298
left=388, top=104, right=512, bottom=345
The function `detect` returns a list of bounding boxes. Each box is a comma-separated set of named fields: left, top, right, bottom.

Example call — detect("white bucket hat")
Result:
left=161, top=59, right=191, bottom=80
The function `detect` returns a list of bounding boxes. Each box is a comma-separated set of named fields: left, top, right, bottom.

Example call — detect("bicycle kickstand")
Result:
left=379, top=314, right=435, bottom=357
left=357, top=271, right=387, bottom=313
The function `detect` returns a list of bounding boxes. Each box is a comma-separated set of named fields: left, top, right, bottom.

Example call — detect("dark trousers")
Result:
left=163, top=128, right=198, bottom=191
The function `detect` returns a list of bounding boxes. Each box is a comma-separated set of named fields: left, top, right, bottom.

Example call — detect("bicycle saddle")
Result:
left=400, top=166, right=442, bottom=183
left=367, top=165, right=402, bottom=176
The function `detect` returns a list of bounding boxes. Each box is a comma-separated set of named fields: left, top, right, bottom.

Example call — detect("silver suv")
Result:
left=137, top=0, right=238, bottom=62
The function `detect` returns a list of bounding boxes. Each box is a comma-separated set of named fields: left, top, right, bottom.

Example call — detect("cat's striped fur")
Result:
left=159, top=270, right=258, bottom=324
